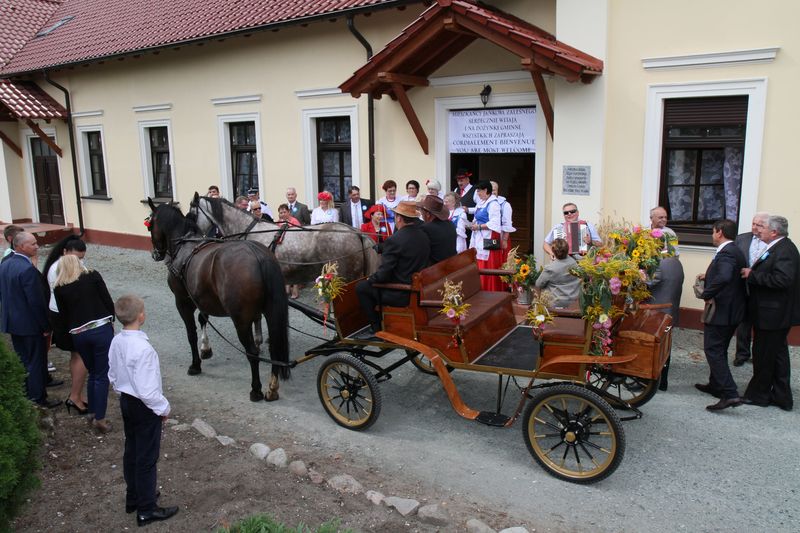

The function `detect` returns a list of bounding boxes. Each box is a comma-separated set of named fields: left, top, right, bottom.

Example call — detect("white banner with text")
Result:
left=448, top=107, right=536, bottom=153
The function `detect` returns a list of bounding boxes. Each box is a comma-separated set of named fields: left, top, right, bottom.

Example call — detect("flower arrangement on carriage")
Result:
left=572, top=224, right=677, bottom=355
left=439, top=279, right=471, bottom=347
left=525, top=290, right=555, bottom=339
left=314, top=262, right=346, bottom=332
left=501, top=246, right=542, bottom=304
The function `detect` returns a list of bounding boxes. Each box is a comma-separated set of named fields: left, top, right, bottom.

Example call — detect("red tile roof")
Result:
left=0, top=0, right=63, bottom=69
left=0, top=0, right=419, bottom=76
left=0, top=79, right=68, bottom=119
left=341, top=0, right=603, bottom=96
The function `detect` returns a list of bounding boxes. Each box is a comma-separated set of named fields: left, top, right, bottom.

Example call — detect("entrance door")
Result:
left=450, top=153, right=534, bottom=253
left=30, top=137, right=64, bottom=225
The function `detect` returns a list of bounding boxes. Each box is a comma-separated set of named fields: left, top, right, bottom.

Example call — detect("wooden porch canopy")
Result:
left=339, top=0, right=603, bottom=153
left=0, top=79, right=68, bottom=158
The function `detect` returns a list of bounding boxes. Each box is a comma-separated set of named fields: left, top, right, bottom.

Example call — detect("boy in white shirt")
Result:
left=108, top=295, right=178, bottom=526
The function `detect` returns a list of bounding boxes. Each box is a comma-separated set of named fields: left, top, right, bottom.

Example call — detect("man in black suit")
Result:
left=339, top=185, right=374, bottom=228
left=285, top=187, right=311, bottom=225
left=356, top=201, right=430, bottom=332
left=453, top=169, right=477, bottom=220
left=695, top=220, right=747, bottom=411
left=0, top=232, right=60, bottom=407
left=741, top=215, right=800, bottom=411
left=416, top=195, right=457, bottom=265
left=732, top=212, right=769, bottom=366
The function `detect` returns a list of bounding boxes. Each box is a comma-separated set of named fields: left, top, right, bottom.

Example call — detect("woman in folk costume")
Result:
left=310, top=191, right=339, bottom=224
left=468, top=181, right=504, bottom=291
left=490, top=181, right=516, bottom=265
left=360, top=204, right=393, bottom=251
left=444, top=192, right=467, bottom=253
left=376, top=179, right=401, bottom=231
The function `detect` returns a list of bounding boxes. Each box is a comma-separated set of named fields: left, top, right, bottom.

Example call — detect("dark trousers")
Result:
left=72, top=324, right=113, bottom=420
left=11, top=334, right=47, bottom=402
left=356, top=280, right=409, bottom=331
left=735, top=319, right=752, bottom=360
left=120, top=393, right=162, bottom=513
left=703, top=324, right=739, bottom=399
left=745, top=327, right=793, bottom=409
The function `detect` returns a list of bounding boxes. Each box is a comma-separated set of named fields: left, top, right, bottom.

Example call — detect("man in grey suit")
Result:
left=732, top=212, right=769, bottom=366
left=285, top=187, right=311, bottom=225
left=339, top=185, right=374, bottom=228
left=647, top=206, right=684, bottom=391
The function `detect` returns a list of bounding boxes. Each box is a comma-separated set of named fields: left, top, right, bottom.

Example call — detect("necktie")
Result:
left=352, top=203, right=359, bottom=227
left=750, top=239, right=765, bottom=266
left=459, top=187, right=465, bottom=196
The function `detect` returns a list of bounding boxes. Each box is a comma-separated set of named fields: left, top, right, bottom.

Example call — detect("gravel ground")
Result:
left=28, top=242, right=800, bottom=532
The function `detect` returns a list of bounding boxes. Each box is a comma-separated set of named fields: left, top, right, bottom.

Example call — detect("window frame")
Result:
left=315, top=116, right=352, bottom=203
left=76, top=124, right=110, bottom=199
left=138, top=119, right=176, bottom=200
left=301, top=106, right=360, bottom=203
left=217, top=113, right=263, bottom=200
left=641, top=79, right=767, bottom=247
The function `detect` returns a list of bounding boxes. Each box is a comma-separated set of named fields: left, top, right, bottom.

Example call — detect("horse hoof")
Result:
left=264, top=392, right=279, bottom=402
left=200, top=349, right=213, bottom=360
left=250, top=391, right=265, bottom=402
left=187, top=366, right=201, bottom=376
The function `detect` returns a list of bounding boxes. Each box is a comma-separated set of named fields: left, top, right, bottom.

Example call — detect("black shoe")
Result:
left=46, top=377, right=64, bottom=387
left=706, top=397, right=743, bottom=411
left=694, top=383, right=722, bottom=398
left=137, top=505, right=178, bottom=526
left=127, top=491, right=161, bottom=513
left=732, top=357, right=749, bottom=367
left=64, top=398, right=89, bottom=415
left=35, top=398, right=62, bottom=409
left=769, top=401, right=793, bottom=412
left=741, top=397, right=769, bottom=407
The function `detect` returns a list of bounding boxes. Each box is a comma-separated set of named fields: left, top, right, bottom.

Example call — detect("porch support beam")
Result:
left=391, top=82, right=429, bottom=154
left=528, top=68, right=554, bottom=139
left=0, top=130, right=22, bottom=158
left=377, top=72, right=430, bottom=87
left=25, top=119, right=63, bottom=157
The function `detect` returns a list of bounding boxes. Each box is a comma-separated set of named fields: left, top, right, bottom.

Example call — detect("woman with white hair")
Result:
left=425, top=179, right=444, bottom=199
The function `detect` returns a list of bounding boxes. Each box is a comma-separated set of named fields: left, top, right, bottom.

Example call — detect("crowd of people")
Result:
left=0, top=228, right=178, bottom=525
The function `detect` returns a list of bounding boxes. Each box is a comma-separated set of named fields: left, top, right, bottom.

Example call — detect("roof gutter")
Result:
left=43, top=72, right=84, bottom=235
left=346, top=14, right=376, bottom=199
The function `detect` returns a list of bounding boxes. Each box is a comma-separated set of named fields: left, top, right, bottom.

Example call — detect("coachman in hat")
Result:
left=356, top=201, right=430, bottom=334
left=417, top=195, right=457, bottom=265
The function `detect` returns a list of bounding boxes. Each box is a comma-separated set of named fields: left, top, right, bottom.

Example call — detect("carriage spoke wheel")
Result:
left=522, top=384, right=625, bottom=483
left=317, top=354, right=382, bottom=431
left=587, top=368, right=659, bottom=408
left=408, top=349, right=453, bottom=375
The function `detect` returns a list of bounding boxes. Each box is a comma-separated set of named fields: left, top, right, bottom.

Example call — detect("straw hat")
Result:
left=393, top=201, right=419, bottom=219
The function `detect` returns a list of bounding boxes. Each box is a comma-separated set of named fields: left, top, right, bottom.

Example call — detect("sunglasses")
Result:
left=563, top=209, right=578, bottom=216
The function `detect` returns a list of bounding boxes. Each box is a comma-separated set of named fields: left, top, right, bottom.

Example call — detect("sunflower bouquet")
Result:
left=607, top=226, right=677, bottom=278
left=501, top=246, right=542, bottom=290
left=314, top=262, right=346, bottom=332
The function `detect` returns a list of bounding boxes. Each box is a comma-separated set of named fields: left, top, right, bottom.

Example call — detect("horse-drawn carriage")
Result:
left=150, top=197, right=672, bottom=484
left=297, top=249, right=672, bottom=483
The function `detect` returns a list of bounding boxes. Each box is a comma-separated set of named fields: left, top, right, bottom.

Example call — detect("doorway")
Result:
left=450, top=153, right=534, bottom=253
left=30, top=137, right=64, bottom=225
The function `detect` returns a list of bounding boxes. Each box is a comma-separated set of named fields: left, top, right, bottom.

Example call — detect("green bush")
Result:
left=216, top=514, right=352, bottom=533
left=0, top=336, right=42, bottom=532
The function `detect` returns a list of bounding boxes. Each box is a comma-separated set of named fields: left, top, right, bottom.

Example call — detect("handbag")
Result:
left=483, top=238, right=500, bottom=250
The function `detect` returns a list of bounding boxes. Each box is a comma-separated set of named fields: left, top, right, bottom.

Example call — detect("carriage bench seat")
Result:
left=381, top=249, right=516, bottom=364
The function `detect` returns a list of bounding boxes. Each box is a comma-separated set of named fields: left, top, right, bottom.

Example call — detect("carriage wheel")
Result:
left=408, top=350, right=453, bottom=375
left=587, top=368, right=659, bottom=408
left=522, top=384, right=625, bottom=484
left=317, top=354, right=382, bottom=431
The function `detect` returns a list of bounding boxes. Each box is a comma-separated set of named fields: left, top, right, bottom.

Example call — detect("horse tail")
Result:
left=250, top=241, right=291, bottom=380
left=361, top=233, right=380, bottom=277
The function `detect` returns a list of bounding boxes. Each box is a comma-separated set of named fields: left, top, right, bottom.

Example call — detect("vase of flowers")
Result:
left=501, top=247, right=541, bottom=304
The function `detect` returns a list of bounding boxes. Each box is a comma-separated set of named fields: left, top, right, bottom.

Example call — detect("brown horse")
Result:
left=147, top=199, right=290, bottom=401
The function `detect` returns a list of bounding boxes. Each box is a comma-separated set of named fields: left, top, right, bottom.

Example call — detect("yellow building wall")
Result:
left=19, top=1, right=554, bottom=239
left=603, top=0, right=800, bottom=311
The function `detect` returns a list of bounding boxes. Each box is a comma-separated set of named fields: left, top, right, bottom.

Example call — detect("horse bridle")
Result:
left=189, top=196, right=228, bottom=239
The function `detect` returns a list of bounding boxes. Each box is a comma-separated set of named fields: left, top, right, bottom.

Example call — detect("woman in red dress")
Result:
left=468, top=180, right=504, bottom=291
left=360, top=204, right=392, bottom=252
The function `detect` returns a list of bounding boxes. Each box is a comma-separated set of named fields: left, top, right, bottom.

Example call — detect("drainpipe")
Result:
left=346, top=15, right=376, bottom=198
left=44, top=72, right=84, bottom=235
